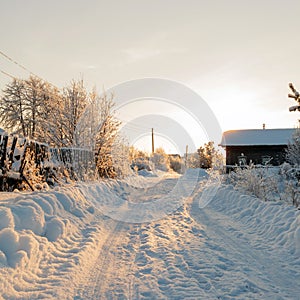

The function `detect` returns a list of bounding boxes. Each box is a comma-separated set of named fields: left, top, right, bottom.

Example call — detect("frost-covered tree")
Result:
left=150, top=147, right=170, bottom=172
left=169, top=155, right=184, bottom=173
left=61, top=79, right=88, bottom=147
left=0, top=78, right=26, bottom=135
left=94, top=94, right=121, bottom=178
left=187, top=152, right=200, bottom=168
left=37, top=86, right=64, bottom=147
left=1, top=76, right=130, bottom=179
left=111, top=135, right=131, bottom=177
left=286, top=129, right=300, bottom=166
left=198, top=141, right=215, bottom=169
left=129, top=146, right=148, bottom=161
left=33, top=78, right=88, bottom=148
left=75, top=91, right=123, bottom=178
left=23, top=76, right=50, bottom=139
left=0, top=76, right=53, bottom=139
left=74, top=87, right=101, bottom=149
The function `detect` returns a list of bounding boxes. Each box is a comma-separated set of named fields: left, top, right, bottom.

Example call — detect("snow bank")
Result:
left=0, top=185, right=95, bottom=270
left=0, top=169, right=299, bottom=299
left=202, top=184, right=300, bottom=256
left=0, top=171, right=163, bottom=297
left=0, top=228, right=41, bottom=268
left=0, top=207, right=14, bottom=230
left=0, top=182, right=103, bottom=299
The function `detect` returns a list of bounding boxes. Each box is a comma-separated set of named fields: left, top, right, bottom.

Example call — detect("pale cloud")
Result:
left=114, top=46, right=187, bottom=68
left=122, top=48, right=162, bottom=63
left=70, top=62, right=98, bottom=70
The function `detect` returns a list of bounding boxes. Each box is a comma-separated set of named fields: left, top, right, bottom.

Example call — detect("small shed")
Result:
left=219, top=128, right=295, bottom=170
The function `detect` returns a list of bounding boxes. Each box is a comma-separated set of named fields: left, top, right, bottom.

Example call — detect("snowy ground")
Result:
left=0, top=169, right=299, bottom=299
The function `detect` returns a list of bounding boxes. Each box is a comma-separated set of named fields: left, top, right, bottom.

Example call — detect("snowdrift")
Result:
left=0, top=170, right=299, bottom=299
left=197, top=184, right=300, bottom=256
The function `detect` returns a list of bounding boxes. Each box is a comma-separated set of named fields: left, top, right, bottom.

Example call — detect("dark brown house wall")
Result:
left=226, top=145, right=287, bottom=166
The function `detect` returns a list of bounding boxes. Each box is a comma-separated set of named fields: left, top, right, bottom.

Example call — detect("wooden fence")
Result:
left=0, top=133, right=95, bottom=191
left=50, top=147, right=95, bottom=180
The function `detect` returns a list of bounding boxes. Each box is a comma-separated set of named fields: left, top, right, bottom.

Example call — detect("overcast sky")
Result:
left=1, top=0, right=300, bottom=152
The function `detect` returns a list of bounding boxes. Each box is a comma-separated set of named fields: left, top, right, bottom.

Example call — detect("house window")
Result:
left=238, top=153, right=247, bottom=166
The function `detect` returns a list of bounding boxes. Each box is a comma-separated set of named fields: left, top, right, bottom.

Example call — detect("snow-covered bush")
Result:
left=150, top=148, right=170, bottom=172
left=228, top=165, right=279, bottom=201
left=228, top=163, right=300, bottom=207
left=131, top=157, right=153, bottom=172
left=286, top=128, right=300, bottom=166
left=278, top=163, right=300, bottom=207
left=169, top=155, right=184, bottom=174
left=111, top=136, right=132, bottom=178
left=186, top=152, right=200, bottom=168
left=283, top=129, right=300, bottom=207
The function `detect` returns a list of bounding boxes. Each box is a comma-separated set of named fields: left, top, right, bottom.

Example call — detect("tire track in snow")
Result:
left=73, top=175, right=182, bottom=299
left=75, top=220, right=125, bottom=299
left=74, top=219, right=142, bottom=299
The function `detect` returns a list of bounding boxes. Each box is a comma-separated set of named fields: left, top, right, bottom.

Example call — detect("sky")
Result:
left=1, top=0, right=300, bottom=154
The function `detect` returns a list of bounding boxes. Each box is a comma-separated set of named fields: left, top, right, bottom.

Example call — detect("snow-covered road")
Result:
left=1, top=170, right=300, bottom=299
left=75, top=172, right=300, bottom=299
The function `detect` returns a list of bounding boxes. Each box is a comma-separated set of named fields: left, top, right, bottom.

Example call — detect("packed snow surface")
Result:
left=0, top=169, right=299, bottom=299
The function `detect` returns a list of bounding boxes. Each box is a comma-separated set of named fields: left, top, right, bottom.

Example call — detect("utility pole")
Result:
left=152, top=128, right=154, bottom=154
left=185, top=145, right=188, bottom=167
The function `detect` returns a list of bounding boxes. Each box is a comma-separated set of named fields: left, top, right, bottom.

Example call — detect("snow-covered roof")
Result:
left=219, top=128, right=296, bottom=146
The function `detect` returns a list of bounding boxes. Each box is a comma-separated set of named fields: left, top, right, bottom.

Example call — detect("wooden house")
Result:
left=219, top=128, right=295, bottom=171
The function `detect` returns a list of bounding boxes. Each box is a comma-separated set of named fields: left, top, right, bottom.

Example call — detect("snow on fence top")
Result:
left=220, top=128, right=296, bottom=146
left=0, top=131, right=96, bottom=191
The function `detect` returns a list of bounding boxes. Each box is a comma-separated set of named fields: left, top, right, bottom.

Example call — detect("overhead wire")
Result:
left=0, top=69, right=16, bottom=80
left=0, top=50, right=35, bottom=75
left=0, top=50, right=156, bottom=136
left=0, top=49, right=59, bottom=90
left=0, top=67, right=61, bottom=102
left=0, top=63, right=150, bottom=134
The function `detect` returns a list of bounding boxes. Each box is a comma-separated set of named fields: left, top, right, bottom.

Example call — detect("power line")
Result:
left=0, top=67, right=61, bottom=103
left=0, top=50, right=38, bottom=77
left=0, top=49, right=59, bottom=90
left=0, top=69, right=16, bottom=80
